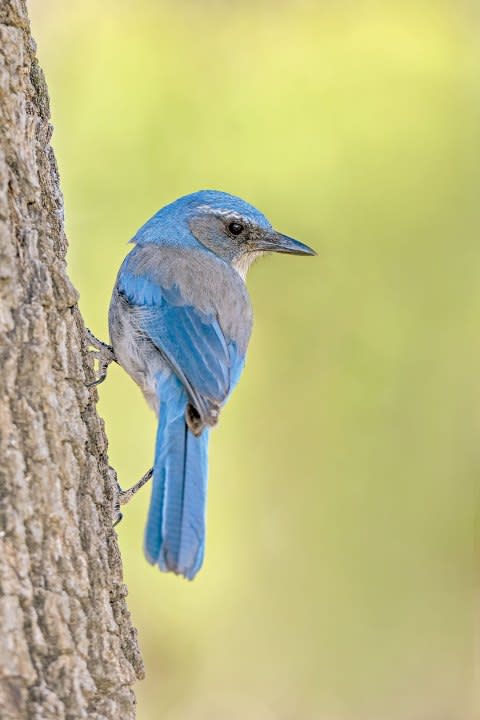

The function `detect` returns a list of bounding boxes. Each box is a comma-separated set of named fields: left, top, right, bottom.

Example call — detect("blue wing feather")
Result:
left=118, top=269, right=244, bottom=409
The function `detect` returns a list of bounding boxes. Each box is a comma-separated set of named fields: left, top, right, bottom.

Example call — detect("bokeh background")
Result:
left=29, top=1, right=480, bottom=718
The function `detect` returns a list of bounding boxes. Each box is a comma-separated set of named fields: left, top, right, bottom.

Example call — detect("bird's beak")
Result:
left=259, top=231, right=317, bottom=256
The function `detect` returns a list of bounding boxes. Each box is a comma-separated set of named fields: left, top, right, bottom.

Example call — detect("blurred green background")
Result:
left=30, top=1, right=480, bottom=718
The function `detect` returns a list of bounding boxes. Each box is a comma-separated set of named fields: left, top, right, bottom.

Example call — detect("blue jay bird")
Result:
left=87, top=190, right=315, bottom=580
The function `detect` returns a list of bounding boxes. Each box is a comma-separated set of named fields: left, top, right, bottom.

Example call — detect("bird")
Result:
left=87, top=190, right=315, bottom=580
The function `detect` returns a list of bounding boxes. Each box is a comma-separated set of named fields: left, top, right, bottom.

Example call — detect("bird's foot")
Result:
left=85, top=327, right=116, bottom=387
left=111, top=467, right=154, bottom=527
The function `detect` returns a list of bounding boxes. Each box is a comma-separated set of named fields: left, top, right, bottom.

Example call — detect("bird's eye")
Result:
left=228, top=222, right=244, bottom=236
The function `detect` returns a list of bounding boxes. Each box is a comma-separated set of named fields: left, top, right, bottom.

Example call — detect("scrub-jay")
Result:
left=87, top=190, right=315, bottom=580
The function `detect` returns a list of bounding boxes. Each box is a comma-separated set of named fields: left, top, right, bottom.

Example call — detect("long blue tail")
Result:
left=144, top=376, right=209, bottom=580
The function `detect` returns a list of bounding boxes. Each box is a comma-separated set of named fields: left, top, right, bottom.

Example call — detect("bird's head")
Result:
left=132, top=190, right=316, bottom=278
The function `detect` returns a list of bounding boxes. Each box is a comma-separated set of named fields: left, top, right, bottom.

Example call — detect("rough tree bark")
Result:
left=0, top=2, right=144, bottom=718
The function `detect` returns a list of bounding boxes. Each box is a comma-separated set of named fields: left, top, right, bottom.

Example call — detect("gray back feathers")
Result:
left=126, top=244, right=253, bottom=353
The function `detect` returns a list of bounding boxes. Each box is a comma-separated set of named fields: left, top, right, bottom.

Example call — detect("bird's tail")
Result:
left=144, top=376, right=209, bottom=580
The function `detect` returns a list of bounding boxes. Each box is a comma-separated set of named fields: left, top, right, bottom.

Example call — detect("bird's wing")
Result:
left=117, top=267, right=245, bottom=428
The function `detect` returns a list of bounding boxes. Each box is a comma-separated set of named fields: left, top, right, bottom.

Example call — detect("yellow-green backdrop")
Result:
left=30, top=1, right=480, bottom=718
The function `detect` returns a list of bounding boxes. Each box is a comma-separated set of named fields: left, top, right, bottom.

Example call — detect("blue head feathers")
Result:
left=131, top=189, right=316, bottom=267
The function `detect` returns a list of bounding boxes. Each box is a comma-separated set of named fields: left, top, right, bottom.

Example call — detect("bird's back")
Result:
left=109, top=242, right=253, bottom=413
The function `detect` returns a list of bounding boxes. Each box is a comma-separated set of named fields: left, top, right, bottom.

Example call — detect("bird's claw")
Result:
left=85, top=375, right=107, bottom=388
left=85, top=327, right=116, bottom=387
left=111, top=467, right=154, bottom=528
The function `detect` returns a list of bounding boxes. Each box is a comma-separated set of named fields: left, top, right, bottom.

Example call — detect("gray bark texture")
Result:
left=0, top=1, right=144, bottom=718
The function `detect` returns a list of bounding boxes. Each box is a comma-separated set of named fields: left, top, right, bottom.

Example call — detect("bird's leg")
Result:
left=85, top=327, right=116, bottom=387
left=112, top=467, right=154, bottom=527
left=119, top=467, right=154, bottom=506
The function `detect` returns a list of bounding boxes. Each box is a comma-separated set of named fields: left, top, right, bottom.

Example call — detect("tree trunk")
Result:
left=0, top=2, right=144, bottom=718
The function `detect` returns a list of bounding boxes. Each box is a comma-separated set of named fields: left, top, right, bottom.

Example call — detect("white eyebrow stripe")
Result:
left=196, top=205, right=244, bottom=220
